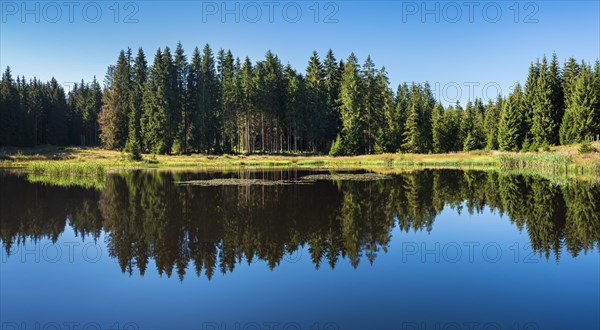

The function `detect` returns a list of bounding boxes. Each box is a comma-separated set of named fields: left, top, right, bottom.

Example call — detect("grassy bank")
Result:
left=1, top=143, right=599, bottom=178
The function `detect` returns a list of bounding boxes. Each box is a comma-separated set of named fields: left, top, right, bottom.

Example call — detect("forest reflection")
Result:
left=1, top=170, right=599, bottom=280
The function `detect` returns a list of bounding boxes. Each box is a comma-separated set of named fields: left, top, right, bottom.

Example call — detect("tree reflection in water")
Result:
left=1, top=170, right=598, bottom=280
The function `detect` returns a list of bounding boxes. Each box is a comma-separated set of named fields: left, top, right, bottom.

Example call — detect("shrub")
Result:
left=578, top=141, right=597, bottom=154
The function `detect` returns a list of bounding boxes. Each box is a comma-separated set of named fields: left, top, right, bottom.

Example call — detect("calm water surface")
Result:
left=1, top=169, right=599, bottom=330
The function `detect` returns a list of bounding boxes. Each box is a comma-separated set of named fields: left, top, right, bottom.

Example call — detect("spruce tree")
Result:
left=560, top=58, right=582, bottom=144
left=140, top=49, right=169, bottom=154
left=431, top=102, right=446, bottom=153
left=529, top=56, right=556, bottom=147
left=420, top=82, right=435, bottom=152
left=323, top=49, right=341, bottom=147
left=187, top=47, right=202, bottom=153
left=283, top=64, right=303, bottom=153
left=498, top=84, right=525, bottom=151
left=125, top=48, right=147, bottom=159
left=305, top=51, right=325, bottom=152
left=388, top=83, right=409, bottom=152
left=402, top=84, right=423, bottom=153
left=217, top=49, right=237, bottom=153
left=174, top=42, right=189, bottom=154
left=161, top=47, right=178, bottom=153
left=331, top=53, right=362, bottom=156
left=373, top=66, right=393, bottom=153
left=560, top=62, right=599, bottom=143
left=200, top=44, right=218, bottom=153
left=99, top=50, right=131, bottom=150
left=46, top=78, right=69, bottom=145
left=548, top=53, right=564, bottom=143
left=522, top=62, right=539, bottom=145
left=0, top=67, right=19, bottom=146
left=444, top=104, right=462, bottom=152
left=240, top=57, right=255, bottom=153
left=484, top=96, right=502, bottom=150
left=460, top=100, right=484, bottom=151
left=361, top=56, right=377, bottom=154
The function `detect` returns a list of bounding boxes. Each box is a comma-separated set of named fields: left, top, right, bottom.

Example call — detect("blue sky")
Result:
left=1, top=0, right=599, bottom=105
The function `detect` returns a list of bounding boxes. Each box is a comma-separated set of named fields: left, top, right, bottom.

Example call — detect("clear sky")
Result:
left=1, top=0, right=599, bottom=105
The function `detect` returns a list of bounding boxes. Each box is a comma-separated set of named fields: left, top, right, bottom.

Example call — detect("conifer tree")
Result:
left=125, top=48, right=147, bottom=158
left=388, top=83, right=409, bottom=152
left=484, top=96, right=502, bottom=150
left=560, top=58, right=582, bottom=144
left=331, top=53, right=362, bottom=156
left=560, top=62, right=599, bottom=143
left=529, top=56, right=556, bottom=147
left=200, top=44, right=218, bottom=153
left=323, top=49, right=341, bottom=147
left=373, top=66, right=393, bottom=153
left=460, top=100, right=485, bottom=151
left=402, top=84, right=423, bottom=153
left=140, top=49, right=169, bottom=154
left=217, top=49, right=237, bottom=153
left=444, top=104, right=462, bottom=152
left=548, top=53, right=564, bottom=143
left=431, top=102, right=446, bottom=153
left=522, top=62, right=539, bottom=145
left=174, top=42, right=189, bottom=153
left=283, top=64, right=304, bottom=153
left=99, top=50, right=131, bottom=149
left=187, top=47, right=202, bottom=152
left=361, top=56, right=377, bottom=154
left=305, top=51, right=325, bottom=152
left=46, top=78, right=69, bottom=145
left=161, top=47, right=178, bottom=153
left=420, top=82, right=436, bottom=152
left=240, top=57, right=255, bottom=153
left=0, top=67, right=19, bottom=146
left=498, top=84, right=525, bottom=151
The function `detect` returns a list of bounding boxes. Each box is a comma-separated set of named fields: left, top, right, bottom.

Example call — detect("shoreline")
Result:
left=1, top=143, right=599, bottom=177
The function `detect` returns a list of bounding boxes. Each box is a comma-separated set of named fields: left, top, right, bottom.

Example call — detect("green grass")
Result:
left=498, top=153, right=571, bottom=171
left=0, top=143, right=598, bottom=179
left=28, top=161, right=106, bottom=176
left=23, top=161, right=107, bottom=189
left=27, top=173, right=106, bottom=190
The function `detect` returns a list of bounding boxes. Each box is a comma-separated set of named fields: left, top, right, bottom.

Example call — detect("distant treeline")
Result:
left=1, top=45, right=598, bottom=155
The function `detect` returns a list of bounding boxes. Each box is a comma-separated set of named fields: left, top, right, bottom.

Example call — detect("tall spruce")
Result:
left=305, top=51, right=325, bottom=152
left=431, top=102, right=446, bottom=153
left=174, top=43, right=189, bottom=153
left=387, top=83, right=409, bottom=152
left=331, top=53, right=362, bottom=156
left=373, top=66, right=393, bottom=154
left=498, top=84, right=525, bottom=151
left=559, top=58, right=582, bottom=144
left=99, top=50, right=131, bottom=149
left=125, top=48, right=147, bottom=158
left=529, top=56, right=556, bottom=147
left=361, top=56, right=377, bottom=154
left=187, top=47, right=202, bottom=153
left=560, top=62, right=599, bottom=143
left=522, top=62, right=539, bottom=147
left=240, top=57, right=255, bottom=153
left=323, top=49, right=341, bottom=148
left=140, top=49, right=169, bottom=154
left=484, top=96, right=503, bottom=150
left=402, top=84, right=423, bottom=153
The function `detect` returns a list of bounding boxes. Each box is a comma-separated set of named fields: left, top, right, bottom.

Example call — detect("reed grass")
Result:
left=28, top=161, right=106, bottom=176
left=27, top=173, right=106, bottom=190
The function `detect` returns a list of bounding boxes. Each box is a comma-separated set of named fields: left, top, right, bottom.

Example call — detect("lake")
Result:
left=1, top=169, right=599, bottom=330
